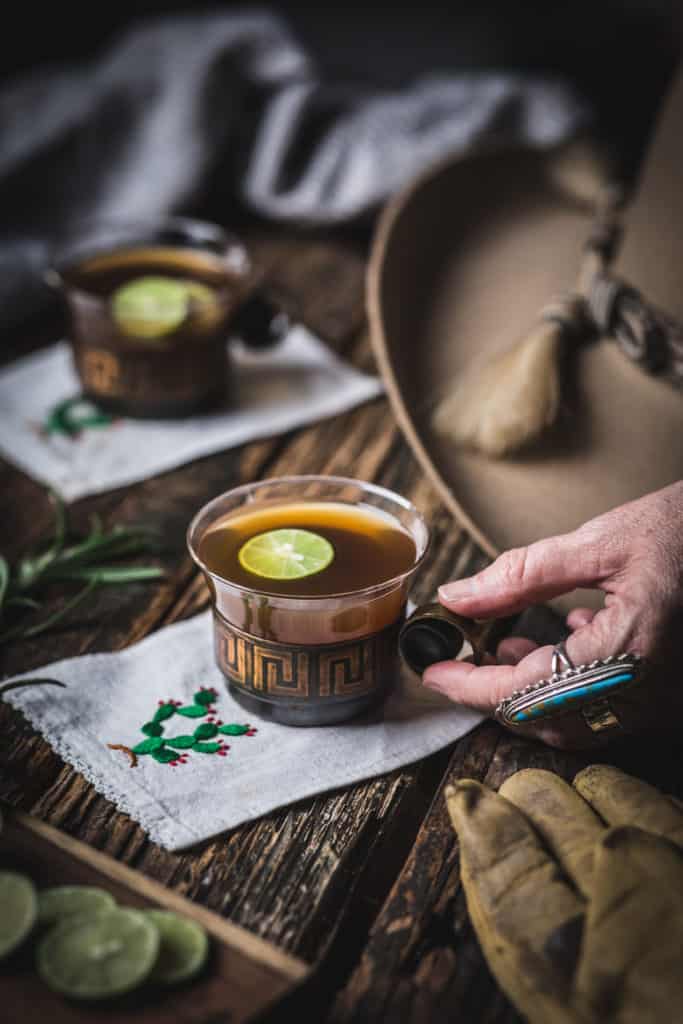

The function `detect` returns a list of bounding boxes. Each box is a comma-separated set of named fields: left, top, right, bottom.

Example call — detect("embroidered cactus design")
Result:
left=107, top=687, right=257, bottom=768
left=43, top=396, right=114, bottom=438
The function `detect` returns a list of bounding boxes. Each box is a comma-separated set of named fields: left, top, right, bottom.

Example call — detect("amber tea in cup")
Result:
left=49, top=218, right=252, bottom=418
left=188, top=476, right=429, bottom=726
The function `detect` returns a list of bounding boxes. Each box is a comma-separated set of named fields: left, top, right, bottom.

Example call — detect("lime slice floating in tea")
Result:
left=238, top=528, right=334, bottom=580
left=0, top=871, right=38, bottom=959
left=111, top=275, right=192, bottom=339
left=37, top=906, right=160, bottom=1000
left=37, top=885, right=116, bottom=927
left=146, top=910, right=209, bottom=985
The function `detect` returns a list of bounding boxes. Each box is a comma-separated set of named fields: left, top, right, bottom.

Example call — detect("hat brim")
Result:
left=368, top=146, right=683, bottom=609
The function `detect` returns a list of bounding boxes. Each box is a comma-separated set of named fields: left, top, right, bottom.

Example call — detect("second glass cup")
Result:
left=48, top=217, right=254, bottom=418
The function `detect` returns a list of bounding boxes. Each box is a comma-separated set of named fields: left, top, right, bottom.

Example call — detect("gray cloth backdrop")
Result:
left=0, top=8, right=588, bottom=330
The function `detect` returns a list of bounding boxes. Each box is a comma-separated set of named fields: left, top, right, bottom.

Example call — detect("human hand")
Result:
left=424, top=482, right=683, bottom=748
left=446, top=765, right=683, bottom=1024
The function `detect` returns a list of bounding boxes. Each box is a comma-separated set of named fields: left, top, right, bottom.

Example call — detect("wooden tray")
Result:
left=1, top=808, right=308, bottom=1022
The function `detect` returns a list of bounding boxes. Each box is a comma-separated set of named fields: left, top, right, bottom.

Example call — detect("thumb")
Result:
left=438, top=531, right=611, bottom=619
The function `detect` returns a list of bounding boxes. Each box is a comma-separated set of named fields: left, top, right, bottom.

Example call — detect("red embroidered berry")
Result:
left=247, top=728, right=257, bottom=736
left=216, top=719, right=223, bottom=726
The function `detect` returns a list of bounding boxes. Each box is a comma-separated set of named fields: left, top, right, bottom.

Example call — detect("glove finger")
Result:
left=500, top=769, right=604, bottom=897
left=446, top=780, right=586, bottom=1024
left=573, top=765, right=683, bottom=848
left=578, top=825, right=683, bottom=1023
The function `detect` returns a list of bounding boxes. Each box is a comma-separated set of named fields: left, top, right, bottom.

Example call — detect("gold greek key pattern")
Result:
left=214, top=615, right=398, bottom=702
left=81, top=349, right=122, bottom=394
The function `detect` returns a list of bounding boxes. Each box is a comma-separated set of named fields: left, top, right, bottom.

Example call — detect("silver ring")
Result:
left=551, top=640, right=574, bottom=676
left=495, top=651, right=644, bottom=734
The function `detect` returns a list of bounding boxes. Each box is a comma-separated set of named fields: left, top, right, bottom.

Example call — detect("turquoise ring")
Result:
left=495, top=651, right=645, bottom=734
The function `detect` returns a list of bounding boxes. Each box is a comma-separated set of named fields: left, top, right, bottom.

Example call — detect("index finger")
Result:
left=423, top=644, right=557, bottom=711
left=422, top=604, right=621, bottom=712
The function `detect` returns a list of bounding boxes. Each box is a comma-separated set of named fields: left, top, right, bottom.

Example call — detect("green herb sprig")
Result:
left=0, top=493, right=163, bottom=645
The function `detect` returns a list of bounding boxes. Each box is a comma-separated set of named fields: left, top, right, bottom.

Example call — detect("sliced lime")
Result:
left=146, top=910, right=209, bottom=985
left=111, top=276, right=191, bottom=339
left=238, top=528, right=334, bottom=581
left=37, top=907, right=160, bottom=1000
left=0, top=871, right=37, bottom=959
left=37, top=885, right=116, bottom=927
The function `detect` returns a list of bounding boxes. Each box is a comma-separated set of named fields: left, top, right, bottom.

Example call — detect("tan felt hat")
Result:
left=368, top=71, right=683, bottom=609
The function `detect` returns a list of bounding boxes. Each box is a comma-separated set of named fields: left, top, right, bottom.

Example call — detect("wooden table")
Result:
left=2, top=228, right=681, bottom=1022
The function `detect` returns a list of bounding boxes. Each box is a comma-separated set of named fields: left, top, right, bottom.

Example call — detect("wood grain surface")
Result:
left=2, top=229, right=681, bottom=1022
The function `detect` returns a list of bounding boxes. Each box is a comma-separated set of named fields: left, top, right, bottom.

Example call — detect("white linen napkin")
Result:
left=0, top=330, right=382, bottom=501
left=5, top=611, right=482, bottom=850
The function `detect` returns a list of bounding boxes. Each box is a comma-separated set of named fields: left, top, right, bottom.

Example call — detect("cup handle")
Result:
left=399, top=603, right=564, bottom=674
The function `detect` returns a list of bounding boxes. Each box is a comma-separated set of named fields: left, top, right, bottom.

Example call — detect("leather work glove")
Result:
left=446, top=766, right=683, bottom=1024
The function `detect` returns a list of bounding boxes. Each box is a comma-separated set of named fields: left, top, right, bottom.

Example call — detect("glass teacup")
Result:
left=187, top=475, right=429, bottom=726
left=48, top=217, right=253, bottom=418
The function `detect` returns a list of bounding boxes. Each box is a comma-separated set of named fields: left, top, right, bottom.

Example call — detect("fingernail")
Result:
left=438, top=579, right=474, bottom=603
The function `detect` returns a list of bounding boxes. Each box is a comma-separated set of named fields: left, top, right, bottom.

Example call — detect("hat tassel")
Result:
left=432, top=186, right=623, bottom=458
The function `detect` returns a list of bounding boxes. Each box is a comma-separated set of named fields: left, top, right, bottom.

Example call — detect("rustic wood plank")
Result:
left=246, top=234, right=367, bottom=349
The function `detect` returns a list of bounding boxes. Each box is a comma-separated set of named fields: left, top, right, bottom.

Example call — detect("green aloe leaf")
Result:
left=132, top=737, right=165, bottom=755
left=176, top=704, right=206, bottom=718
left=192, top=741, right=222, bottom=754
left=0, top=579, right=97, bottom=645
left=46, top=566, right=164, bottom=585
left=193, top=723, right=218, bottom=740
left=48, top=490, right=67, bottom=558
left=154, top=704, right=176, bottom=722
left=165, top=736, right=195, bottom=750
left=0, top=556, right=9, bottom=613
left=218, top=724, right=250, bottom=736
left=88, top=512, right=104, bottom=539
left=142, top=721, right=163, bottom=737
left=1, top=492, right=161, bottom=644
left=4, top=596, right=42, bottom=611
left=152, top=747, right=177, bottom=764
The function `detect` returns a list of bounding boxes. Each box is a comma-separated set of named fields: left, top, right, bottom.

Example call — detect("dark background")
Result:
left=2, top=1, right=680, bottom=176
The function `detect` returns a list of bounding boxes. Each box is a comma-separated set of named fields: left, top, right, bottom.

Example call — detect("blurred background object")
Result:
left=0, top=1, right=679, bottom=340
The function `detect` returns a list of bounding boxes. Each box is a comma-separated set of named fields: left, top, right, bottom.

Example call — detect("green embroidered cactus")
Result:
left=108, top=686, right=257, bottom=768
